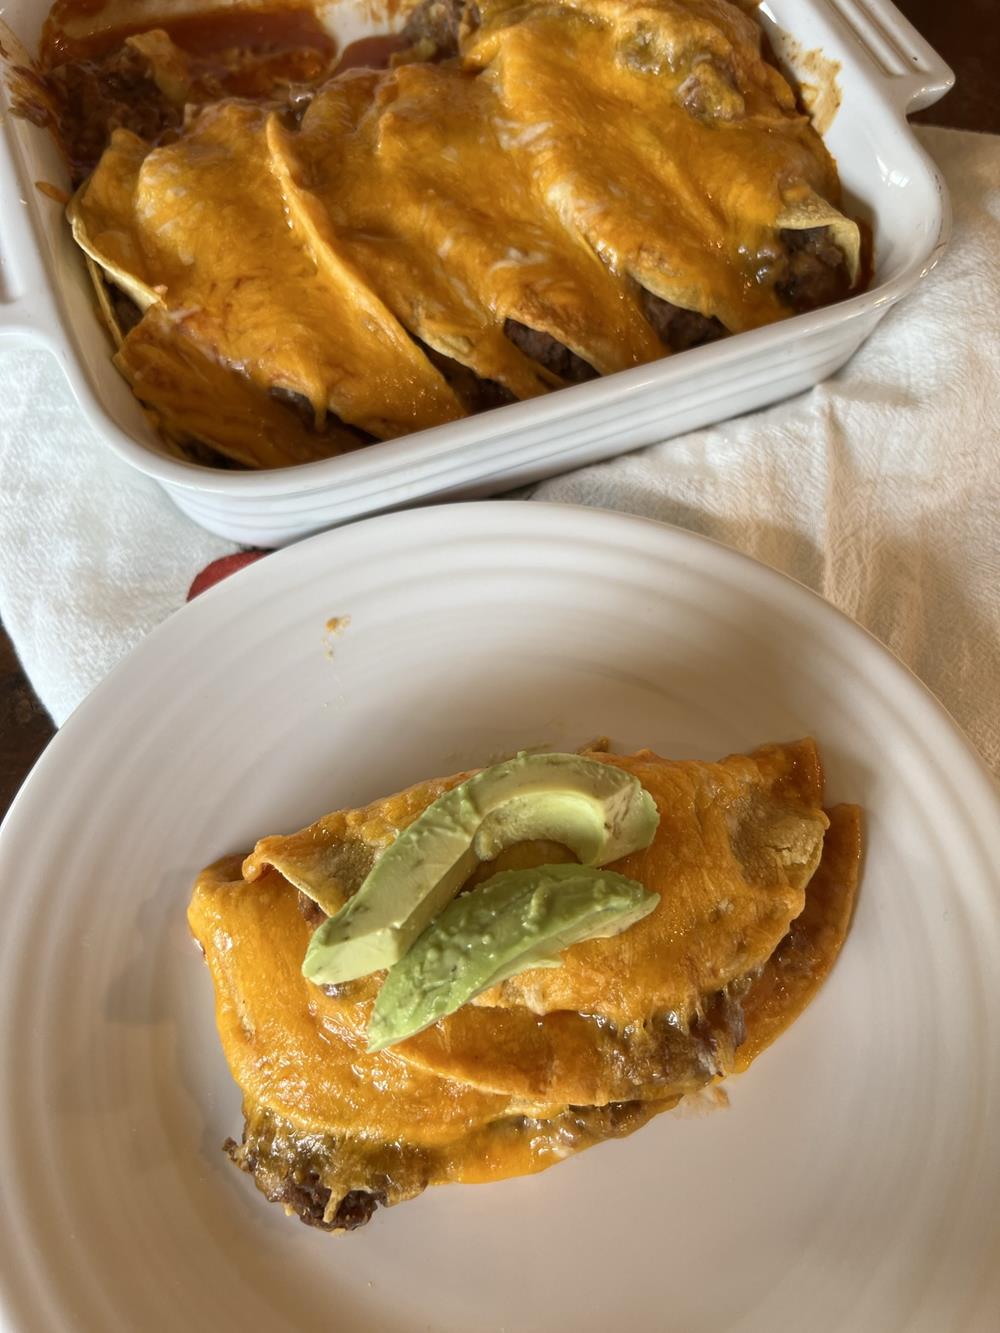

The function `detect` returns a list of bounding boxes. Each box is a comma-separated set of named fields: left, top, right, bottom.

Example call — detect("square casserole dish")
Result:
left=0, top=0, right=953, bottom=546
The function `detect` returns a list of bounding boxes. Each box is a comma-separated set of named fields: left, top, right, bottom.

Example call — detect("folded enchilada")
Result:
left=188, top=738, right=861, bottom=1231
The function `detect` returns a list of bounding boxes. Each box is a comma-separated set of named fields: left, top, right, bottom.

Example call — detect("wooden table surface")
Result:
left=1, top=0, right=996, bottom=820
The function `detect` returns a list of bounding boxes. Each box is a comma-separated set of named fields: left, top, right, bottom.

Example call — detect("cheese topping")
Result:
left=65, top=0, right=861, bottom=467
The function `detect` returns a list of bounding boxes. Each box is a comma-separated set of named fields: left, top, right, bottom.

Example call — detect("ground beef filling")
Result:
left=776, top=226, right=851, bottom=311
left=412, top=338, right=518, bottom=412
left=639, top=289, right=728, bottom=352
left=225, top=1097, right=669, bottom=1232
left=44, top=47, right=182, bottom=186
left=268, top=387, right=376, bottom=445
left=503, top=319, right=599, bottom=384
left=224, top=1130, right=387, bottom=1232
left=40, top=30, right=338, bottom=185
left=297, top=891, right=327, bottom=929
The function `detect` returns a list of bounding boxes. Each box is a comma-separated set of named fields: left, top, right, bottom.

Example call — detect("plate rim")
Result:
left=3, top=502, right=996, bottom=841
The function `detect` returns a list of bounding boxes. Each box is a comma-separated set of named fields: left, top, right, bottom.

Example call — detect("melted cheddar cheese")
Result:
left=187, top=741, right=860, bottom=1229
left=67, top=0, right=861, bottom=468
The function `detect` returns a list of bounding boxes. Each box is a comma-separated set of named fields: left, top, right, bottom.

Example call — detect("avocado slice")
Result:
left=366, top=863, right=659, bottom=1051
left=302, top=752, right=659, bottom=986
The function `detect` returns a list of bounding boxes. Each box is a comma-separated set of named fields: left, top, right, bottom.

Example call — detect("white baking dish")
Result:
left=0, top=0, right=953, bottom=546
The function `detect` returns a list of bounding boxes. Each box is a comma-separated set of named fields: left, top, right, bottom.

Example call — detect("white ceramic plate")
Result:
left=1, top=502, right=998, bottom=1333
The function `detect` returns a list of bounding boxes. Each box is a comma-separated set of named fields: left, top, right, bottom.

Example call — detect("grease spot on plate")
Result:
left=323, top=614, right=351, bottom=657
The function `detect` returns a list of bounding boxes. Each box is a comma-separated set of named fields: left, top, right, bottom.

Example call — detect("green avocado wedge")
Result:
left=302, top=752, right=659, bottom=986
left=366, top=863, right=660, bottom=1052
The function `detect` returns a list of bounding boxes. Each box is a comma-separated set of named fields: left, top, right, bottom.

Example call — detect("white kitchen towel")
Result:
left=1, top=126, right=998, bottom=772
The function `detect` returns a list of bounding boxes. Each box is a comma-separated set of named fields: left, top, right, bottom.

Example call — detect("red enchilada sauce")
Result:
left=41, top=1, right=337, bottom=64
left=33, top=4, right=402, bottom=185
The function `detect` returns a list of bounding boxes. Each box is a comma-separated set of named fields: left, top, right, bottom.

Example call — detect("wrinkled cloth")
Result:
left=0, top=127, right=998, bottom=772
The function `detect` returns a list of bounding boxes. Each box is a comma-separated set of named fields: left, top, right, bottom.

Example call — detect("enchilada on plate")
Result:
left=188, top=737, right=861, bottom=1231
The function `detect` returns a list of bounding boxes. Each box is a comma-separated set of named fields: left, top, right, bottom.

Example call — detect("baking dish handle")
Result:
left=0, top=115, right=66, bottom=350
left=829, top=0, right=955, bottom=115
